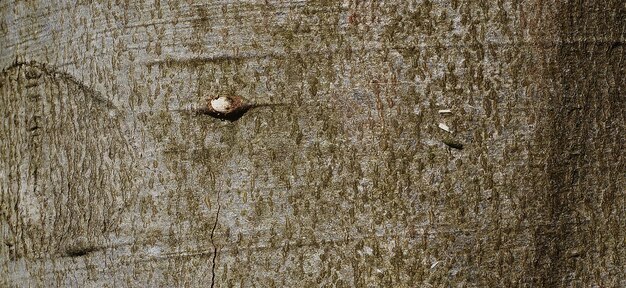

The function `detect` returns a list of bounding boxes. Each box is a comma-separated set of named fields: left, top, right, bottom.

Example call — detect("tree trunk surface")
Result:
left=1, top=1, right=624, bottom=287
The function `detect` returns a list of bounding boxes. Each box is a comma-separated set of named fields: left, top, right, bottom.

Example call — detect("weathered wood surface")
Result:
left=1, top=1, right=624, bottom=287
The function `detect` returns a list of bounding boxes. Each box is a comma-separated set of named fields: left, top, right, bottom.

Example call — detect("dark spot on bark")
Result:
left=443, top=139, right=464, bottom=150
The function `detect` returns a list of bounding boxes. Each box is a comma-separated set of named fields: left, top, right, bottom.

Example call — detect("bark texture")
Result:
left=1, top=1, right=624, bottom=287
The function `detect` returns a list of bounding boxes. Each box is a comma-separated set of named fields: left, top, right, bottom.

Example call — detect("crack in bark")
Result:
left=210, top=192, right=221, bottom=288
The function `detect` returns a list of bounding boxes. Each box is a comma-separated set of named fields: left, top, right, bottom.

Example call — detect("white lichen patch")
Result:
left=211, top=97, right=232, bottom=113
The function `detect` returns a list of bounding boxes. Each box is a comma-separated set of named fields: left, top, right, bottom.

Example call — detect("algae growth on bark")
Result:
left=1, top=1, right=624, bottom=287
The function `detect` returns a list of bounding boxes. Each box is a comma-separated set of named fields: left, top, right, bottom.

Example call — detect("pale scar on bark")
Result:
left=177, top=95, right=288, bottom=122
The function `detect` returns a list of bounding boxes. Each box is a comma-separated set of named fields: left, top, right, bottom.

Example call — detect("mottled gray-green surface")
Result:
left=1, top=1, right=624, bottom=287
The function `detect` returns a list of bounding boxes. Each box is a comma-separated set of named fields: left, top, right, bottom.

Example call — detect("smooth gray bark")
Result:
left=1, top=1, right=624, bottom=287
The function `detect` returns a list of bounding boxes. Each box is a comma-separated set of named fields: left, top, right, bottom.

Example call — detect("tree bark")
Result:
left=1, top=1, right=624, bottom=287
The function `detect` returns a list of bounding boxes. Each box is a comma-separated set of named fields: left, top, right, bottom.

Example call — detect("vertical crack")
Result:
left=210, top=191, right=221, bottom=288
